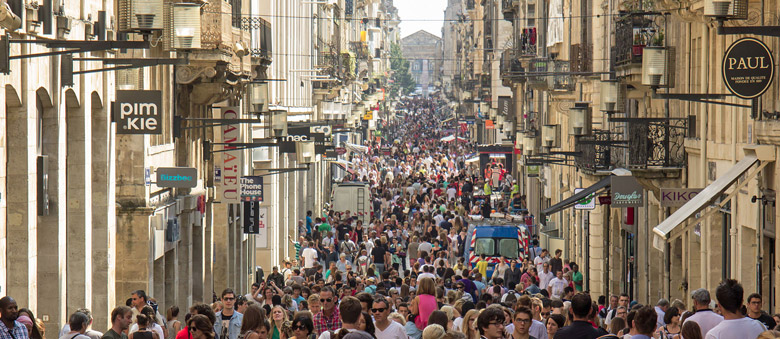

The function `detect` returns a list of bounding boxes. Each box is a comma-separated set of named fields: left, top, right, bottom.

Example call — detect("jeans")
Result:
left=375, top=263, right=385, bottom=274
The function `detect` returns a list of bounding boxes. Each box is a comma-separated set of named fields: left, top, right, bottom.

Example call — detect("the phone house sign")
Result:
left=114, top=90, right=163, bottom=134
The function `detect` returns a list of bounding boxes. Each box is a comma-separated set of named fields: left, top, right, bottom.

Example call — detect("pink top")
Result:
left=415, top=294, right=438, bottom=330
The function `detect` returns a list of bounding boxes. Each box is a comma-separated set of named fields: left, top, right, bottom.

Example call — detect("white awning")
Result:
left=652, top=148, right=772, bottom=245
left=465, top=156, right=480, bottom=164
left=441, top=135, right=456, bottom=142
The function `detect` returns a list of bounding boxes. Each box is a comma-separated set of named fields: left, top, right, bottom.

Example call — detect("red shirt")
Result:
left=313, top=308, right=342, bottom=335
left=175, top=327, right=191, bottom=339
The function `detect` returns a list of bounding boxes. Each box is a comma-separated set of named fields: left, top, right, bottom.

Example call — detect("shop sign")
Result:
left=114, top=90, right=163, bottom=134
left=156, top=167, right=197, bottom=188
left=574, top=188, right=596, bottom=210
left=240, top=176, right=264, bottom=202
left=722, top=37, right=775, bottom=99
left=660, top=188, right=702, bottom=207
left=498, top=96, right=512, bottom=116
left=598, top=196, right=611, bottom=205
left=611, top=176, right=644, bottom=207
left=324, top=150, right=338, bottom=161
left=527, top=165, right=540, bottom=177
left=219, top=107, right=242, bottom=202
left=277, top=127, right=327, bottom=154
left=243, top=201, right=265, bottom=234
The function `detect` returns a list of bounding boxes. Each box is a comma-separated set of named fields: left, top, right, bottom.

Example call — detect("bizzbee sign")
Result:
left=114, top=90, right=163, bottom=134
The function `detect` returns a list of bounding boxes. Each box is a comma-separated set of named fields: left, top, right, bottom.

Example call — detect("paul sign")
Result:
left=114, top=90, right=163, bottom=134
left=722, top=38, right=775, bottom=99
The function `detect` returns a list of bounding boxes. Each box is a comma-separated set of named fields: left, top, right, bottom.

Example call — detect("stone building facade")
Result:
left=401, top=30, right=443, bottom=96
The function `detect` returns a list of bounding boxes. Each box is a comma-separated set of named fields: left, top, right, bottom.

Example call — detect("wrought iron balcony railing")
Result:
left=623, top=118, right=688, bottom=169
left=575, top=130, right=623, bottom=173
left=528, top=58, right=575, bottom=91
left=243, top=17, right=272, bottom=60
left=570, top=43, right=592, bottom=73
left=614, top=11, right=664, bottom=66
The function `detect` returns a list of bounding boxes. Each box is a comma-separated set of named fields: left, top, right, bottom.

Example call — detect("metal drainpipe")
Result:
left=700, top=24, right=710, bottom=289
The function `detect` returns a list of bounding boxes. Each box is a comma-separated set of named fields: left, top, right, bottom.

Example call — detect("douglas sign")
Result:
left=722, top=38, right=775, bottom=99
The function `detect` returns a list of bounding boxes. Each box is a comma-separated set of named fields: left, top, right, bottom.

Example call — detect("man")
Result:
left=599, top=295, right=618, bottom=324
left=654, top=299, right=669, bottom=329
left=746, top=293, right=777, bottom=329
left=317, top=296, right=372, bottom=339
left=247, top=283, right=263, bottom=303
left=683, top=288, right=723, bottom=337
left=281, top=260, right=293, bottom=283
left=631, top=306, right=659, bottom=339
left=511, top=307, right=535, bottom=339
left=549, top=249, right=563, bottom=275
left=504, top=259, right=523, bottom=288
left=59, top=309, right=103, bottom=339
left=59, top=312, right=91, bottom=339
left=371, top=297, right=406, bottom=339
left=571, top=263, right=583, bottom=292
left=302, top=242, right=319, bottom=269
left=371, top=239, right=388, bottom=274
left=308, top=294, right=322, bottom=315
left=706, top=280, right=766, bottom=339
left=547, top=270, right=568, bottom=300
left=102, top=306, right=133, bottom=339
left=213, top=288, right=243, bottom=339
left=538, top=263, right=554, bottom=290
left=306, top=210, right=314, bottom=236
left=477, top=306, right=505, bottom=339
left=534, top=249, right=550, bottom=274
left=266, top=266, right=284, bottom=287
left=0, top=297, right=29, bottom=339
left=553, top=293, right=601, bottom=339
left=314, top=287, right=342, bottom=335
left=605, top=293, right=630, bottom=326
left=397, top=303, right=410, bottom=319
left=130, top=290, right=148, bottom=322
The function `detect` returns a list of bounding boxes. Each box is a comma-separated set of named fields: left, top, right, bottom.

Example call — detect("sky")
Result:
left=394, top=0, right=448, bottom=38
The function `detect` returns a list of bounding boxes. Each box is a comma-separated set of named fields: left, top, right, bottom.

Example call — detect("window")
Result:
left=475, top=238, right=494, bottom=256
left=498, top=238, right=519, bottom=258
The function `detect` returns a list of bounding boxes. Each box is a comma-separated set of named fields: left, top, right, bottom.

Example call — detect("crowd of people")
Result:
left=2, top=96, right=780, bottom=339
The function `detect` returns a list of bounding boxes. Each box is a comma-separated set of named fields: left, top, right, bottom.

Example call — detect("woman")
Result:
left=410, top=277, right=438, bottom=330
left=187, top=315, right=215, bottom=339
left=608, top=317, right=626, bottom=336
left=427, top=310, right=450, bottom=331
left=241, top=305, right=269, bottom=339
left=680, top=321, right=702, bottom=339
left=656, top=306, right=681, bottom=338
left=324, top=262, right=338, bottom=283
left=17, top=308, right=44, bottom=339
left=288, top=315, right=316, bottom=339
left=130, top=314, right=160, bottom=339
left=421, top=324, right=445, bottom=339
left=269, top=305, right=292, bottom=339
left=460, top=310, right=480, bottom=339
left=358, top=312, right=377, bottom=338
left=545, top=314, right=565, bottom=339
left=166, top=306, right=182, bottom=339
left=131, top=306, right=165, bottom=339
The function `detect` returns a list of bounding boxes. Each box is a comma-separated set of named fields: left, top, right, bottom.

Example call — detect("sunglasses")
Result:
left=292, top=325, right=306, bottom=331
left=371, top=308, right=387, bottom=313
left=189, top=328, right=199, bottom=333
left=320, top=298, right=332, bottom=303
left=223, top=297, right=235, bottom=301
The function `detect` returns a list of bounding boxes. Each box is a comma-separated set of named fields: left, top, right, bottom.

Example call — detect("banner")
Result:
left=240, top=176, right=264, bottom=202
left=219, top=107, right=242, bottom=202
left=243, top=201, right=260, bottom=234
left=611, top=176, right=644, bottom=207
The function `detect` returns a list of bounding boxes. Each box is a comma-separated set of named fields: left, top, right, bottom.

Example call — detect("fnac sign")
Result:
left=114, top=90, right=163, bottom=134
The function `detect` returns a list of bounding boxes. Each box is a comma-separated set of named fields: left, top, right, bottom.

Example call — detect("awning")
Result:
left=442, top=117, right=456, bottom=123
left=465, top=156, right=480, bottom=164
left=441, top=135, right=456, bottom=142
left=344, top=142, right=369, bottom=154
left=652, top=154, right=763, bottom=241
left=540, top=176, right=612, bottom=219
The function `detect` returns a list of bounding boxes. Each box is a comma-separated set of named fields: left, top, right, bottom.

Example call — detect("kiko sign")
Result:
left=660, top=188, right=702, bottom=207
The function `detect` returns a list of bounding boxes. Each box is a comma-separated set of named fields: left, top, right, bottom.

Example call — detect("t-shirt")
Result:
left=683, top=310, right=723, bottom=337
left=572, top=271, right=583, bottom=291
left=749, top=313, right=777, bottom=330
left=374, top=320, right=407, bottom=339
left=705, top=317, right=766, bottom=339
left=102, top=330, right=128, bottom=339
left=318, top=222, right=331, bottom=233
left=302, top=247, right=318, bottom=268
left=534, top=256, right=550, bottom=273
left=548, top=277, right=568, bottom=299
left=538, top=271, right=555, bottom=289
left=476, top=260, right=488, bottom=278
left=372, top=246, right=386, bottom=264
left=60, top=333, right=91, bottom=339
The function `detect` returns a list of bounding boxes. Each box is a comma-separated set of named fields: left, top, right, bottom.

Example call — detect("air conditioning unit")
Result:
left=541, top=124, right=561, bottom=148
left=296, top=141, right=316, bottom=164
left=270, top=109, right=288, bottom=137
left=642, top=47, right=676, bottom=88
left=118, top=0, right=164, bottom=31
left=569, top=102, right=592, bottom=136
left=171, top=3, right=200, bottom=49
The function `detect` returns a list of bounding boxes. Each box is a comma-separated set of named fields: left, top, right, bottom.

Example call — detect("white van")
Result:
left=331, top=182, right=372, bottom=224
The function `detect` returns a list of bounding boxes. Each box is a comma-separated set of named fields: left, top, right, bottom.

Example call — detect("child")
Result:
left=476, top=254, right=488, bottom=279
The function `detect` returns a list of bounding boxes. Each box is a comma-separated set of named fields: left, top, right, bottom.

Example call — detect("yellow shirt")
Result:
left=476, top=260, right=488, bottom=278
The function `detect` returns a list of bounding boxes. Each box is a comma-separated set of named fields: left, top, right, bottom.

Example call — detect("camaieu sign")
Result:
left=611, top=176, right=644, bottom=208
left=114, top=90, right=163, bottom=134
left=156, top=167, right=197, bottom=188
left=722, top=38, right=775, bottom=99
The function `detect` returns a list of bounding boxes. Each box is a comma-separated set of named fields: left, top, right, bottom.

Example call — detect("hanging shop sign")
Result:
left=277, top=127, right=326, bottom=154
left=574, top=188, right=596, bottom=210
left=219, top=107, right=242, bottom=202
left=114, top=90, right=163, bottom=134
left=611, top=176, right=644, bottom=208
left=243, top=201, right=262, bottom=234
left=156, top=167, right=197, bottom=188
left=240, top=176, right=264, bottom=202
left=722, top=37, right=775, bottom=99
left=660, top=188, right=702, bottom=207
left=498, top=96, right=513, bottom=116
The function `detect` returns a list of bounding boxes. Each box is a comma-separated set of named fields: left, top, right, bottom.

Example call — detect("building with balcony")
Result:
left=401, top=30, right=442, bottom=96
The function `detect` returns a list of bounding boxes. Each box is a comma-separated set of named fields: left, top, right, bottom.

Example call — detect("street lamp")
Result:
left=172, top=3, right=202, bottom=49
left=296, top=141, right=316, bottom=164
left=270, top=109, right=288, bottom=137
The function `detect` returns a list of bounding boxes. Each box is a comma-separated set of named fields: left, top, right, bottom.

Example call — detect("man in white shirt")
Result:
left=534, top=249, right=550, bottom=274
left=547, top=270, right=568, bottom=300
left=446, top=186, right=457, bottom=202
left=683, top=288, right=724, bottom=337
left=301, top=242, right=318, bottom=268
left=538, top=263, right=555, bottom=290
left=705, top=279, right=766, bottom=339
left=654, top=299, right=669, bottom=329
left=372, top=297, right=407, bottom=339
